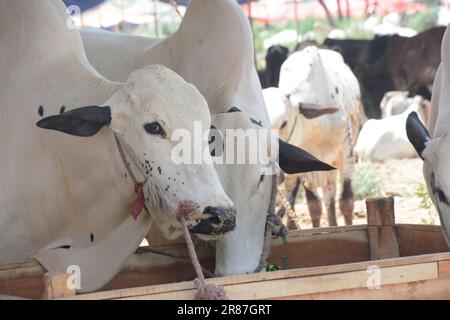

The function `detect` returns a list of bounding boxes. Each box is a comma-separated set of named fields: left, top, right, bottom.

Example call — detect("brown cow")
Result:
left=324, top=27, right=445, bottom=118
left=385, top=27, right=444, bottom=96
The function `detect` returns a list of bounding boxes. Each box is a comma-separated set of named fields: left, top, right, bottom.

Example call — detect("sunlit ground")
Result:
left=290, top=157, right=439, bottom=229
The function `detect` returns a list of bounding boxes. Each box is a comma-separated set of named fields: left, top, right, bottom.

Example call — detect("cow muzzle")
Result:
left=189, top=206, right=236, bottom=236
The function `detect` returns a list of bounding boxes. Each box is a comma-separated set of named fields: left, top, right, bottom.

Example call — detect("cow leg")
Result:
left=278, top=175, right=301, bottom=230
left=286, top=176, right=301, bottom=213
left=304, top=183, right=322, bottom=228
left=340, top=179, right=354, bottom=225
left=323, top=171, right=338, bottom=227
left=337, top=120, right=355, bottom=225
left=286, top=176, right=301, bottom=230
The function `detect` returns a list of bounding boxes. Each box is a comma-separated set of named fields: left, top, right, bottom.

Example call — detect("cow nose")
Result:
left=189, top=206, right=236, bottom=235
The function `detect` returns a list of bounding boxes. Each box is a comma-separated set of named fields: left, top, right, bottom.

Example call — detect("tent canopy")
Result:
left=63, top=0, right=427, bottom=25
left=63, top=0, right=107, bottom=12
left=63, top=0, right=252, bottom=12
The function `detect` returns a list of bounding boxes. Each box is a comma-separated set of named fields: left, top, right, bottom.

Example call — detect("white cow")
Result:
left=407, top=24, right=450, bottom=246
left=80, top=0, right=334, bottom=276
left=262, top=87, right=290, bottom=131
left=275, top=46, right=363, bottom=227
left=356, top=96, right=430, bottom=161
left=380, top=91, right=430, bottom=119
left=0, top=0, right=238, bottom=292
left=380, top=91, right=410, bottom=118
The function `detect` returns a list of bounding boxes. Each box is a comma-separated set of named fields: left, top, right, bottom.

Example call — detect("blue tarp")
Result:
left=63, top=0, right=107, bottom=12
left=63, top=0, right=252, bottom=13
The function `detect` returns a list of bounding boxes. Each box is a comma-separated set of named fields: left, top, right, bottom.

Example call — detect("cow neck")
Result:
left=217, top=106, right=288, bottom=272
left=113, top=133, right=149, bottom=220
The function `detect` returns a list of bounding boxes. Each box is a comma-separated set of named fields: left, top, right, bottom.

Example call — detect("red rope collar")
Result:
left=114, top=134, right=147, bottom=220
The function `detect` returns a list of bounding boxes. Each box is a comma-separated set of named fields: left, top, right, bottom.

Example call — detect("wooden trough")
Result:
left=1, top=197, right=450, bottom=300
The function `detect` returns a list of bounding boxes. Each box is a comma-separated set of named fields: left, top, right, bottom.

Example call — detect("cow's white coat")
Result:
left=277, top=46, right=361, bottom=189
left=356, top=96, right=428, bottom=161
left=0, top=0, right=233, bottom=292
left=380, top=91, right=411, bottom=118
left=81, top=0, right=275, bottom=276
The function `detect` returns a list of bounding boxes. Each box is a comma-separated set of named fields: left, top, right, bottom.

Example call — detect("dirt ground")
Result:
left=292, top=157, right=440, bottom=229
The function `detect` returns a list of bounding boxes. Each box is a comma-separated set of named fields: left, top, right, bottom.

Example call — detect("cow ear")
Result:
left=278, top=139, right=335, bottom=174
left=299, top=103, right=339, bottom=119
left=406, top=111, right=430, bottom=160
left=36, top=106, right=111, bottom=137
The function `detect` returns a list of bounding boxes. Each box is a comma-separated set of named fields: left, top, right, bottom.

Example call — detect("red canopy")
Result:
left=240, top=0, right=427, bottom=24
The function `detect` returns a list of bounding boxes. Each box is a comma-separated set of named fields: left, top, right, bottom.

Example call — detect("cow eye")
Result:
left=436, top=188, right=449, bottom=206
left=144, top=122, right=165, bottom=137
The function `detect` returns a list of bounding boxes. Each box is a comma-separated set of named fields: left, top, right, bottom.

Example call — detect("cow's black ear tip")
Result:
left=313, top=162, right=336, bottom=172
left=323, top=163, right=337, bottom=171
left=282, top=161, right=336, bottom=174
left=36, top=116, right=55, bottom=129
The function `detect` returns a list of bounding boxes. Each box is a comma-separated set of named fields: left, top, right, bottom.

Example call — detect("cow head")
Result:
left=37, top=65, right=236, bottom=240
left=279, top=47, right=340, bottom=119
left=406, top=111, right=450, bottom=245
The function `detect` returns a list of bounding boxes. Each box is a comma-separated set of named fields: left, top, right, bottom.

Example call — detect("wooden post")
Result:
left=366, top=197, right=400, bottom=260
left=41, top=272, right=76, bottom=300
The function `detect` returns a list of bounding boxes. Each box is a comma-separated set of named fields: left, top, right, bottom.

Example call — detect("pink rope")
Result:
left=176, top=201, right=228, bottom=300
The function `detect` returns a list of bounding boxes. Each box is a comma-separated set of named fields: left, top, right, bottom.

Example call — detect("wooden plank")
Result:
left=80, top=228, right=370, bottom=295
left=0, top=229, right=368, bottom=299
left=2, top=221, right=449, bottom=300
left=0, top=259, right=44, bottom=282
left=366, top=198, right=399, bottom=260
left=0, top=243, right=214, bottom=284
left=366, top=197, right=395, bottom=226
left=103, top=261, right=215, bottom=292
left=284, top=277, right=450, bottom=300
left=269, top=229, right=369, bottom=269
left=368, top=226, right=400, bottom=260
left=439, top=261, right=450, bottom=278
left=0, top=259, right=42, bottom=271
left=396, top=224, right=443, bottom=233
left=286, top=225, right=368, bottom=237
left=0, top=276, right=44, bottom=300
left=42, top=272, right=76, bottom=300
left=397, top=226, right=449, bottom=256
left=113, top=262, right=438, bottom=300
left=71, top=253, right=450, bottom=300
left=0, top=294, right=30, bottom=300
left=0, top=223, right=434, bottom=283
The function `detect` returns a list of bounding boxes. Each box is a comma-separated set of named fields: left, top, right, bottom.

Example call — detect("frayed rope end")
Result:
left=194, top=279, right=228, bottom=300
